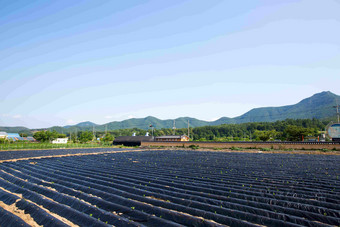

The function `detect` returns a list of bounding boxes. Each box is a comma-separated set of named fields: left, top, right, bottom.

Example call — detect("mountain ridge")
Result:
left=1, top=91, right=339, bottom=133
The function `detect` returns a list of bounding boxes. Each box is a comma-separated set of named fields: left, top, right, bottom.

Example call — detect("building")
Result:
left=0, top=132, right=36, bottom=142
left=52, top=138, right=68, bottom=144
left=24, top=137, right=36, bottom=142
left=0, top=132, right=8, bottom=139
left=155, top=135, right=190, bottom=142
left=7, top=133, right=24, bottom=141
left=113, top=136, right=154, bottom=146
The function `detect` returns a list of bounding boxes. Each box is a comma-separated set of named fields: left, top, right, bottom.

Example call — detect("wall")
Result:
left=141, top=141, right=340, bottom=150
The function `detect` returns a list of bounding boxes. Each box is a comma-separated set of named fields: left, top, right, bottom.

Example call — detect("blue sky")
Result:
left=1, top=0, right=339, bottom=128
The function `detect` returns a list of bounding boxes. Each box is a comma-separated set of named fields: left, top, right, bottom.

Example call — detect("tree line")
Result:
left=29, top=118, right=329, bottom=143
left=190, top=118, right=327, bottom=141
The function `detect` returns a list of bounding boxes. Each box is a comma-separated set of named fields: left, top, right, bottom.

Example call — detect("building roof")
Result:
left=26, top=137, right=36, bottom=141
left=113, top=136, right=154, bottom=146
left=114, top=136, right=154, bottom=143
left=0, top=132, right=8, bottom=136
left=7, top=133, right=21, bottom=138
left=155, top=135, right=188, bottom=139
left=6, top=133, right=24, bottom=141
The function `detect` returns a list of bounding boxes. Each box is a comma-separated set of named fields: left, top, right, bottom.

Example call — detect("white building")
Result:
left=0, top=132, right=8, bottom=139
left=52, top=138, right=68, bottom=144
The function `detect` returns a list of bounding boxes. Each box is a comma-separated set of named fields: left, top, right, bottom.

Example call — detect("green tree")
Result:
left=19, top=133, right=28, bottom=137
left=33, top=131, right=49, bottom=142
left=284, top=125, right=317, bottom=141
left=57, top=133, right=67, bottom=138
left=254, top=130, right=279, bottom=141
left=102, top=133, right=114, bottom=142
left=33, top=130, right=64, bottom=142
left=0, top=138, right=7, bottom=144
left=79, top=131, right=93, bottom=143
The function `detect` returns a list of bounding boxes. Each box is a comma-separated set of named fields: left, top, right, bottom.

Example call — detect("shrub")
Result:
left=260, top=148, right=273, bottom=151
left=189, top=145, right=199, bottom=150
left=230, top=146, right=242, bottom=151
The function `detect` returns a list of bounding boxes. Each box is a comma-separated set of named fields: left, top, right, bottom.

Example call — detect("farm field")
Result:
left=0, top=150, right=339, bottom=226
left=0, top=148, right=128, bottom=161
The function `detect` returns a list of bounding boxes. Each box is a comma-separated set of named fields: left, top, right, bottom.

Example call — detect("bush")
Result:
left=260, top=148, right=273, bottom=151
left=230, top=146, right=242, bottom=151
left=0, top=138, right=7, bottom=144
left=189, top=145, right=199, bottom=150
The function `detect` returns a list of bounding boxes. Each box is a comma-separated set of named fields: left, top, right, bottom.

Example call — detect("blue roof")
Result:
left=7, top=133, right=20, bottom=138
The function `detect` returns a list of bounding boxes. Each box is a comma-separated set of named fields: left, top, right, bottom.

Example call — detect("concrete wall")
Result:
left=52, top=138, right=68, bottom=144
left=141, top=141, right=340, bottom=150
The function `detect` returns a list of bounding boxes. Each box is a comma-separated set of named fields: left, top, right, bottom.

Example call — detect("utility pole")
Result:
left=334, top=104, right=340, bottom=123
left=149, top=124, right=154, bottom=137
left=105, top=125, right=107, bottom=136
left=187, top=120, right=190, bottom=138
left=173, top=120, right=176, bottom=135
left=93, top=125, right=96, bottom=140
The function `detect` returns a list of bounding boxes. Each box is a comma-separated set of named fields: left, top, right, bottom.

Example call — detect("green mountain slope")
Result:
left=0, top=126, right=31, bottom=134
left=73, top=116, right=209, bottom=131
left=63, top=91, right=339, bottom=131
left=1, top=91, right=339, bottom=133
left=234, top=91, right=339, bottom=123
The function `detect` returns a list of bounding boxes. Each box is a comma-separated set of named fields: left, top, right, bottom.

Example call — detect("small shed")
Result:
left=52, top=138, right=68, bottom=144
left=113, top=136, right=154, bottom=146
left=155, top=135, right=189, bottom=142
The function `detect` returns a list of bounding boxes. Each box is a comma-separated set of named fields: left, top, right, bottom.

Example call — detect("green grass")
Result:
left=260, top=148, right=273, bottom=151
left=0, top=142, right=114, bottom=151
left=188, top=144, right=200, bottom=150
left=230, top=146, right=243, bottom=151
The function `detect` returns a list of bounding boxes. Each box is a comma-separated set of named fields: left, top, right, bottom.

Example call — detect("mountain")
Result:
left=64, top=121, right=97, bottom=128
left=1, top=91, right=339, bottom=133
left=0, top=126, right=31, bottom=134
left=232, top=91, right=339, bottom=123
left=61, top=117, right=209, bottom=132
left=103, top=116, right=209, bottom=130
left=60, top=91, right=340, bottom=132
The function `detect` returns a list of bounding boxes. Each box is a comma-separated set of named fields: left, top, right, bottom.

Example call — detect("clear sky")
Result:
left=1, top=0, right=340, bottom=128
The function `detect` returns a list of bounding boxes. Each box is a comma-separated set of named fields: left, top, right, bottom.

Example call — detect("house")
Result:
left=155, top=135, right=190, bottom=142
left=0, top=132, right=8, bottom=139
left=52, top=138, right=68, bottom=144
left=113, top=136, right=154, bottom=146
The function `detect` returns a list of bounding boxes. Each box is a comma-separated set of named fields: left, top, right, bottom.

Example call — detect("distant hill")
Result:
left=102, top=116, right=209, bottom=130
left=223, top=91, right=339, bottom=124
left=64, top=121, right=97, bottom=128
left=1, top=91, right=339, bottom=133
left=58, top=116, right=209, bottom=132
left=60, top=91, right=339, bottom=132
left=0, top=126, right=31, bottom=135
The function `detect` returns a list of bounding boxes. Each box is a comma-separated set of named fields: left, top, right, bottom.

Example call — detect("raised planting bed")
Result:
left=0, top=150, right=339, bottom=226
